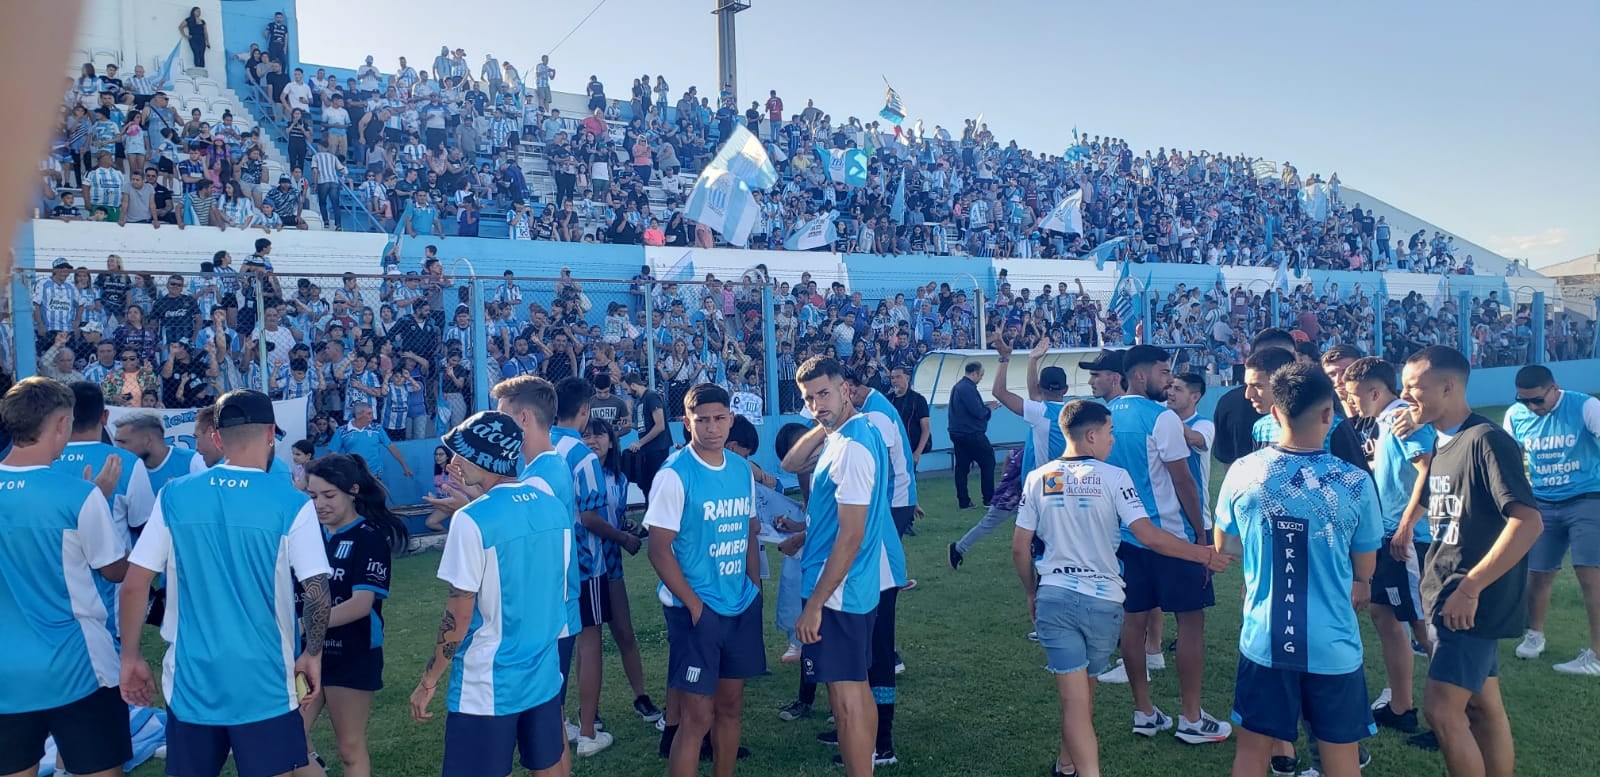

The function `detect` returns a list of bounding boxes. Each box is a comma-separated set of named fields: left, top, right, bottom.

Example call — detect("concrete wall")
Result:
left=71, top=0, right=229, bottom=76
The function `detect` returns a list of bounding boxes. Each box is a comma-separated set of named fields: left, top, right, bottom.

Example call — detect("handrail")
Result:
left=238, top=80, right=385, bottom=234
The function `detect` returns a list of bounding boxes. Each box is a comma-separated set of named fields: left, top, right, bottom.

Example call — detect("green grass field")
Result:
left=128, top=403, right=1598, bottom=776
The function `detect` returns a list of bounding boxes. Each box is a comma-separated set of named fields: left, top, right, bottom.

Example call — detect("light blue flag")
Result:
left=1110, top=259, right=1134, bottom=338
left=823, top=148, right=869, bottom=187
left=784, top=213, right=837, bottom=251
left=1084, top=235, right=1128, bottom=271
left=707, top=124, right=777, bottom=190
left=155, top=42, right=183, bottom=91
left=889, top=171, right=906, bottom=224
left=879, top=82, right=905, bottom=126
left=1038, top=190, right=1083, bottom=236
left=685, top=168, right=758, bottom=246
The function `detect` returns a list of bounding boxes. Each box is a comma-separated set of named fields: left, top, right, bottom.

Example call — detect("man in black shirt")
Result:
left=888, top=365, right=929, bottom=469
left=1213, top=328, right=1295, bottom=466
left=948, top=360, right=995, bottom=510
left=150, top=274, right=201, bottom=345
left=1402, top=345, right=1543, bottom=777
left=623, top=372, right=672, bottom=501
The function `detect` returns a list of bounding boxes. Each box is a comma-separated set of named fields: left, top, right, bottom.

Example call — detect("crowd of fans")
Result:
left=18, top=17, right=1581, bottom=445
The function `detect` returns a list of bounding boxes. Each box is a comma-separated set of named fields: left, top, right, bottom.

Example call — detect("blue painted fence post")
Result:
left=12, top=271, right=36, bottom=379
left=1372, top=290, right=1385, bottom=361
left=1456, top=291, right=1471, bottom=356
left=471, top=277, right=488, bottom=412
left=1530, top=292, right=1545, bottom=365
left=761, top=285, right=778, bottom=416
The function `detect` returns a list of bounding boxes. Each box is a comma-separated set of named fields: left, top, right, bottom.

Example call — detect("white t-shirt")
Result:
left=1017, top=457, right=1148, bottom=603
left=282, top=82, right=312, bottom=112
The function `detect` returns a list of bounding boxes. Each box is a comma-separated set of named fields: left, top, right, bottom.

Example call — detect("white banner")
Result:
left=105, top=399, right=309, bottom=464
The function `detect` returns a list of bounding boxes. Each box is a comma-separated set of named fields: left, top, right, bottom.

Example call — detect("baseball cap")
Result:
left=215, top=389, right=277, bottom=429
left=1038, top=366, right=1068, bottom=392
left=51, top=258, right=71, bottom=270
left=441, top=411, right=523, bottom=478
left=1078, top=349, right=1123, bottom=373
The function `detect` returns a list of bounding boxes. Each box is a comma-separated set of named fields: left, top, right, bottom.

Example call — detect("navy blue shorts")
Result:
left=1118, top=543, right=1215, bottom=614
left=1428, top=626, right=1500, bottom=694
left=800, top=600, right=877, bottom=684
left=442, top=695, right=565, bottom=776
left=664, top=594, right=767, bottom=695
left=166, top=708, right=307, bottom=777
left=890, top=505, right=915, bottom=538
left=556, top=635, right=575, bottom=703
left=1371, top=536, right=1424, bottom=623
left=1232, top=656, right=1375, bottom=745
left=322, top=649, right=383, bottom=692
left=0, top=686, right=131, bottom=776
left=579, top=576, right=612, bottom=628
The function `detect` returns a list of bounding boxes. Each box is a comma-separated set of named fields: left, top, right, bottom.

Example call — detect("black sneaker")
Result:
left=1269, top=755, right=1298, bottom=776
left=699, top=738, right=750, bottom=761
left=1406, top=731, right=1440, bottom=752
left=1052, top=767, right=1078, bottom=777
left=634, top=695, right=663, bottom=722
left=832, top=750, right=897, bottom=766
left=1360, top=744, right=1372, bottom=769
left=817, top=730, right=839, bottom=746
left=948, top=543, right=964, bottom=570
left=1372, top=703, right=1419, bottom=733
left=777, top=700, right=811, bottom=721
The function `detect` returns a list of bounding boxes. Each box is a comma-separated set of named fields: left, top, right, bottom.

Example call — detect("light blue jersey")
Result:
left=1106, top=394, right=1191, bottom=544
left=1021, top=398, right=1067, bottom=472
left=1372, top=400, right=1436, bottom=541
left=52, top=441, right=152, bottom=641
left=438, top=482, right=569, bottom=716
left=522, top=449, right=582, bottom=638
left=1183, top=414, right=1216, bottom=529
left=859, top=389, right=918, bottom=507
left=802, top=414, right=893, bottom=614
left=145, top=446, right=208, bottom=495
left=128, top=464, right=331, bottom=726
left=0, top=465, right=122, bottom=713
left=642, top=446, right=760, bottom=615
left=1503, top=390, right=1600, bottom=502
left=552, top=426, right=608, bottom=580
left=330, top=423, right=395, bottom=475
left=1215, top=447, right=1382, bottom=675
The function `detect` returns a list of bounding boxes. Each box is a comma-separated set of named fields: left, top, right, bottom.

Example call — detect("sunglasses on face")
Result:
left=1514, top=393, right=1549, bottom=407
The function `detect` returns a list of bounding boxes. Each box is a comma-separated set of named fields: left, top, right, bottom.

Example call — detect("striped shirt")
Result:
left=33, top=278, right=80, bottom=332
left=310, top=152, right=344, bottom=185
left=84, top=167, right=126, bottom=208
left=382, top=383, right=410, bottom=429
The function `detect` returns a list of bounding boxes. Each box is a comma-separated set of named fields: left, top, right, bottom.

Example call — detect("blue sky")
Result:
left=298, top=0, right=1599, bottom=267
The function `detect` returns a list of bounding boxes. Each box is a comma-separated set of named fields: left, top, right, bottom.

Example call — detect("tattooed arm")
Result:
left=410, top=586, right=476, bottom=721
left=294, top=573, right=331, bottom=705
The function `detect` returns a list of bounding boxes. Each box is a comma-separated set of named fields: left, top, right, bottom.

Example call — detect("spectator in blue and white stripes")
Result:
left=82, top=152, right=126, bottom=219
left=34, top=258, right=82, bottom=336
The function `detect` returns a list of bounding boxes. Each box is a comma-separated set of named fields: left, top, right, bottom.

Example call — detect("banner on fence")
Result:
left=105, top=399, right=308, bottom=464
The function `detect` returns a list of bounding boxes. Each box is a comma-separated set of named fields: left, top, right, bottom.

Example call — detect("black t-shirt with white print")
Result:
left=1420, top=413, right=1536, bottom=640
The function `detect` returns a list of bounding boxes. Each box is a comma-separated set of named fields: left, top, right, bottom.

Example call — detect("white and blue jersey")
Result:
left=33, top=277, right=80, bottom=332
left=1021, top=398, right=1067, bottom=472
left=859, top=388, right=918, bottom=507
left=802, top=414, right=893, bottom=614
left=1106, top=395, right=1192, bottom=544
left=598, top=467, right=629, bottom=578
left=1182, top=413, right=1216, bottom=529
left=1016, top=457, right=1148, bottom=604
left=53, top=440, right=153, bottom=535
left=145, top=446, right=208, bottom=496
left=330, top=423, right=394, bottom=475
left=521, top=450, right=582, bottom=638
left=437, top=482, right=569, bottom=716
left=1503, top=389, right=1600, bottom=502
left=1215, top=447, right=1382, bottom=675
left=345, top=370, right=383, bottom=420
left=1372, top=400, right=1436, bottom=542
left=128, top=464, right=332, bottom=726
left=552, top=426, right=608, bottom=580
left=0, top=465, right=122, bottom=713
left=643, top=446, right=759, bottom=616
left=382, top=383, right=411, bottom=430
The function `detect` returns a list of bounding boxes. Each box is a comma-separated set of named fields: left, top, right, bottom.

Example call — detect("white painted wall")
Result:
left=70, top=0, right=227, bottom=75
left=24, top=218, right=390, bottom=278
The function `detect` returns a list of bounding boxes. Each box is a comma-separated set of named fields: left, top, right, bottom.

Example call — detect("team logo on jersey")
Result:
left=335, top=540, right=353, bottom=559
left=1042, top=472, right=1065, bottom=495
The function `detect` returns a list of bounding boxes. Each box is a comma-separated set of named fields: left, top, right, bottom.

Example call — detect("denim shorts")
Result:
left=1034, top=586, right=1124, bottom=675
left=1528, top=497, right=1600, bottom=573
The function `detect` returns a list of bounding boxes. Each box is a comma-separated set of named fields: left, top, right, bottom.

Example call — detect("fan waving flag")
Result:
left=155, top=42, right=184, bottom=91
left=784, top=213, right=838, bottom=251
left=685, top=168, right=758, bottom=246
left=707, top=124, right=778, bottom=191
left=1038, top=190, right=1084, bottom=235
left=889, top=171, right=907, bottom=224
left=818, top=145, right=870, bottom=187
left=879, top=80, right=905, bottom=126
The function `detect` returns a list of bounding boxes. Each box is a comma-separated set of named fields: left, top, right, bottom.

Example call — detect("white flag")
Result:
left=784, top=213, right=837, bottom=251
left=1038, top=190, right=1084, bottom=235
left=708, top=124, right=777, bottom=191
left=685, top=168, right=758, bottom=246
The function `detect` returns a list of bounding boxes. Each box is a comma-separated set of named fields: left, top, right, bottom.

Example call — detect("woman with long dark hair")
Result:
left=178, top=7, right=209, bottom=69
left=297, top=453, right=408, bottom=777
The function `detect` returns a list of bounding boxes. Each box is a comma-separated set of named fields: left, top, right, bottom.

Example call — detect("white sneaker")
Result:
left=575, top=731, right=614, bottom=756
left=781, top=643, right=802, bottom=663
left=1174, top=710, right=1233, bottom=744
left=1096, top=659, right=1148, bottom=684
left=1515, top=630, right=1546, bottom=659
left=655, top=716, right=665, bottom=732
left=1146, top=651, right=1166, bottom=671
left=1132, top=706, right=1173, bottom=737
left=1554, top=648, right=1600, bottom=676
left=1370, top=687, right=1392, bottom=711
left=565, top=720, right=580, bottom=742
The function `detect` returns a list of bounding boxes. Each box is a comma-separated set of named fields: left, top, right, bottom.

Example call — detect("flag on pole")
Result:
left=155, top=42, right=184, bottom=91
left=1037, top=190, right=1084, bottom=236
left=707, top=124, right=778, bottom=190
left=684, top=168, right=758, bottom=246
left=1110, top=260, right=1135, bottom=342
left=889, top=171, right=906, bottom=224
left=1299, top=181, right=1329, bottom=222
left=818, top=145, right=869, bottom=187
left=1086, top=236, right=1128, bottom=272
left=784, top=213, right=838, bottom=251
left=1251, top=159, right=1278, bottom=181
left=1273, top=258, right=1291, bottom=294
left=914, top=119, right=924, bottom=141
left=879, top=79, right=905, bottom=126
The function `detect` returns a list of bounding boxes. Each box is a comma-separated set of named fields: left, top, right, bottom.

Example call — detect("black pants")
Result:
left=189, top=39, right=206, bottom=69
left=950, top=433, right=995, bottom=508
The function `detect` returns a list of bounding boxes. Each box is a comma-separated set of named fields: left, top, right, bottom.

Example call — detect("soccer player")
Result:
left=112, top=410, right=207, bottom=494
left=1217, top=363, right=1382, bottom=777
left=120, top=390, right=334, bottom=777
left=644, top=383, right=765, bottom=777
left=408, top=411, right=572, bottom=777
left=1014, top=399, right=1229, bottom=777
left=950, top=337, right=1066, bottom=567
left=1105, top=345, right=1223, bottom=744
left=1212, top=328, right=1296, bottom=466
left=555, top=376, right=644, bottom=756
left=1165, top=372, right=1215, bottom=537
left=1502, top=364, right=1600, bottom=675
left=192, top=403, right=224, bottom=467
left=52, top=382, right=153, bottom=545
left=1343, top=356, right=1435, bottom=731
left=791, top=356, right=892, bottom=777
left=0, top=377, right=131, bottom=777
left=298, top=454, right=409, bottom=777
left=1403, top=346, right=1543, bottom=777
